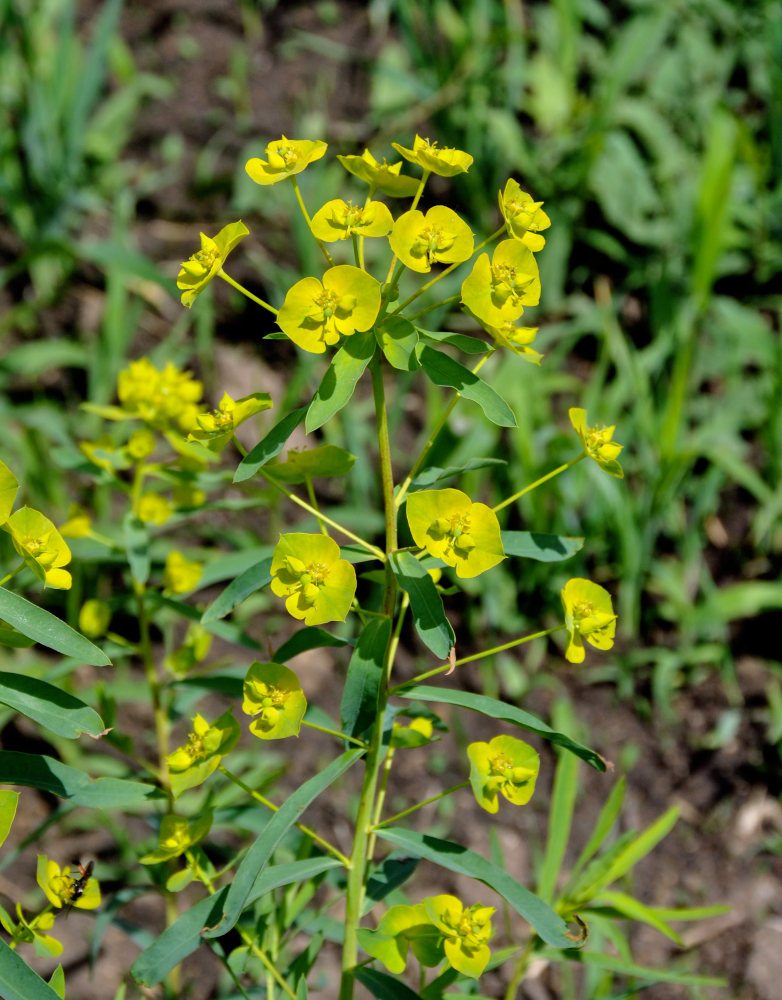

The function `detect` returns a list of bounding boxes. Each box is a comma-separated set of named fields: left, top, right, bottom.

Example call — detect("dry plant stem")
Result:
left=493, top=453, right=587, bottom=513
left=339, top=356, right=399, bottom=1000
left=395, top=348, right=496, bottom=507
left=217, top=270, right=278, bottom=315
left=218, top=765, right=350, bottom=867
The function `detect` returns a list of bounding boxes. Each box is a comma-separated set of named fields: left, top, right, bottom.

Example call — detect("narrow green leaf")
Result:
left=566, top=777, right=626, bottom=889
left=399, top=686, right=606, bottom=772
left=341, top=618, right=391, bottom=740
left=598, top=807, right=679, bottom=887
left=355, top=967, right=423, bottom=1000
left=123, top=513, right=150, bottom=585
left=538, top=741, right=579, bottom=903
left=197, top=547, right=273, bottom=588
left=364, top=854, right=419, bottom=914
left=0, top=752, right=162, bottom=808
left=200, top=557, right=273, bottom=624
left=408, top=458, right=506, bottom=491
left=592, top=890, right=683, bottom=945
left=648, top=904, right=729, bottom=922
left=0, top=791, right=18, bottom=850
left=0, top=673, right=104, bottom=739
left=131, top=888, right=230, bottom=986
left=377, top=828, right=572, bottom=949
left=266, top=445, right=356, bottom=483
left=377, top=317, right=419, bottom=371
left=0, top=939, right=63, bottom=1000
left=389, top=552, right=454, bottom=660
left=418, top=346, right=516, bottom=427
left=233, top=406, right=308, bottom=483
left=541, top=947, right=725, bottom=987
left=202, top=750, right=363, bottom=939
left=417, top=328, right=488, bottom=354
left=248, top=858, right=343, bottom=904
left=306, top=330, right=376, bottom=433
left=0, top=588, right=111, bottom=665
left=273, top=627, right=353, bottom=663
left=501, top=531, right=584, bottom=562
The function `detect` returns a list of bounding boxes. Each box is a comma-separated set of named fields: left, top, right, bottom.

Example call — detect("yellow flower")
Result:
left=270, top=533, right=356, bottom=626
left=485, top=321, right=543, bottom=365
left=118, top=358, right=203, bottom=431
left=59, top=504, right=92, bottom=538
left=569, top=408, right=624, bottom=478
left=391, top=135, right=473, bottom=177
left=5, top=507, right=72, bottom=589
left=406, top=489, right=504, bottom=579
left=0, top=458, right=19, bottom=524
left=245, top=136, right=327, bottom=186
left=310, top=198, right=394, bottom=242
left=163, top=550, right=203, bottom=595
left=461, top=240, right=541, bottom=327
left=389, top=206, right=474, bottom=274
left=137, top=492, right=173, bottom=525
left=242, top=661, right=307, bottom=740
left=336, top=149, right=420, bottom=197
left=78, top=599, right=111, bottom=638
left=424, top=896, right=494, bottom=979
left=467, top=735, right=539, bottom=813
left=177, top=220, right=249, bottom=308
left=561, top=578, right=617, bottom=664
left=166, top=711, right=240, bottom=798
left=126, top=428, right=157, bottom=460
left=139, top=811, right=213, bottom=864
left=36, top=856, right=101, bottom=910
left=189, top=391, right=273, bottom=452
left=276, top=265, right=381, bottom=354
left=498, top=179, right=551, bottom=251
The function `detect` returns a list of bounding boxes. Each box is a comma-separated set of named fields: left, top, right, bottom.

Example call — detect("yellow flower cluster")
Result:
left=118, top=358, right=203, bottom=431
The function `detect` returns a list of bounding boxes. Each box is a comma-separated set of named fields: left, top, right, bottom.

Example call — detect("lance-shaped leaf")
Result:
left=0, top=673, right=104, bottom=739
left=0, top=752, right=161, bottom=808
left=398, top=686, right=606, bottom=771
left=234, top=406, right=308, bottom=483
left=501, top=531, right=584, bottom=562
left=306, top=329, right=376, bottom=433
left=376, top=828, right=572, bottom=949
left=0, top=938, right=64, bottom=1000
left=201, top=556, right=273, bottom=624
left=341, top=617, right=391, bottom=740
left=418, top=346, right=516, bottom=428
left=389, top=552, right=454, bottom=660
left=0, top=588, right=110, bottom=665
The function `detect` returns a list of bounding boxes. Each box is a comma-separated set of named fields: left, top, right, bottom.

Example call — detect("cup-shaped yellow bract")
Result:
left=390, top=715, right=435, bottom=749
left=391, top=135, right=473, bottom=177
left=36, top=856, right=101, bottom=910
left=467, top=735, right=540, bottom=813
left=163, top=550, right=203, bottom=595
left=245, top=136, right=327, bottom=186
left=5, top=507, right=72, bottom=589
left=242, top=661, right=307, bottom=740
left=337, top=149, right=420, bottom=197
left=424, top=895, right=494, bottom=979
left=485, top=321, right=543, bottom=365
left=270, top=533, right=357, bottom=626
left=166, top=710, right=240, bottom=798
left=389, top=206, right=474, bottom=274
left=11, top=905, right=61, bottom=959
left=406, top=489, right=504, bottom=579
left=118, top=358, right=204, bottom=431
left=177, top=220, right=249, bottom=308
left=139, top=811, right=213, bottom=864
left=498, top=179, right=551, bottom=251
left=561, top=577, right=617, bottom=664
left=569, top=408, right=624, bottom=478
left=461, top=240, right=541, bottom=328
left=311, top=198, right=394, bottom=242
left=190, top=391, right=273, bottom=452
left=276, top=265, right=381, bottom=354
left=0, top=459, right=18, bottom=525
left=358, top=903, right=444, bottom=973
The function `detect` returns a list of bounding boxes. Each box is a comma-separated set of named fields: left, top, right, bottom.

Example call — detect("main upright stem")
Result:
left=339, top=354, right=398, bottom=1000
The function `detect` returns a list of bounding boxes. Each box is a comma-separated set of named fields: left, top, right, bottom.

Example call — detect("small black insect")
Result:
left=65, top=860, right=94, bottom=911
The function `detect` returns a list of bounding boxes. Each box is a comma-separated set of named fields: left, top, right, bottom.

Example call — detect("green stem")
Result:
left=395, top=348, right=496, bottom=507
left=390, top=627, right=564, bottom=692
left=504, top=937, right=538, bottom=1000
left=218, top=270, right=278, bottom=315
left=289, top=176, right=335, bottom=267
left=339, top=355, right=399, bottom=1000
left=0, top=563, right=24, bottom=587
left=373, top=781, right=470, bottom=829
left=261, top=470, right=385, bottom=560
left=218, top=765, right=350, bottom=867
left=301, top=720, right=368, bottom=749
left=405, top=294, right=461, bottom=322
left=493, top=454, right=586, bottom=512
left=304, top=475, right=329, bottom=536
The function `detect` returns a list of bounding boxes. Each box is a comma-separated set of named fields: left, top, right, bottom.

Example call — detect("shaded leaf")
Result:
left=0, top=673, right=104, bottom=739
left=234, top=406, right=308, bottom=483
left=418, top=346, right=515, bottom=427
left=389, top=552, right=454, bottom=660
left=306, top=330, right=376, bottom=433
left=0, top=588, right=110, bottom=665
left=341, top=618, right=391, bottom=740
left=501, top=531, right=584, bottom=562
left=201, top=557, right=273, bottom=624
